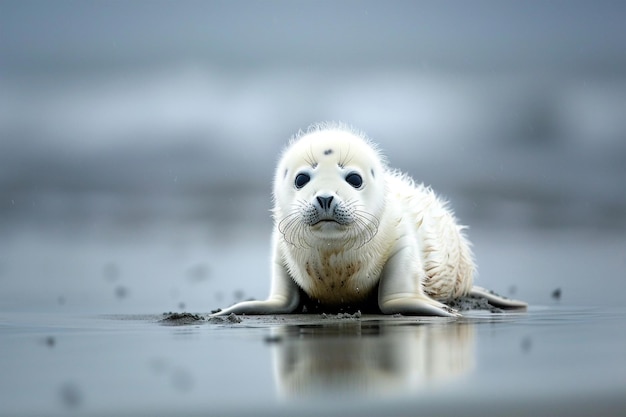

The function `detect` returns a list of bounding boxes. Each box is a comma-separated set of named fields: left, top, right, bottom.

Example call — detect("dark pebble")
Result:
left=521, top=336, right=533, bottom=353
left=115, top=286, right=128, bottom=299
left=45, top=336, right=56, bottom=347
left=59, top=382, right=83, bottom=409
left=264, top=335, right=283, bottom=344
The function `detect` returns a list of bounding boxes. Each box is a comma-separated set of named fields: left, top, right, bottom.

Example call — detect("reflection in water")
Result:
left=269, top=320, right=475, bottom=398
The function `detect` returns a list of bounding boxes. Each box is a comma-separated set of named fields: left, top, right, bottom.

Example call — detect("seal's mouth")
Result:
left=311, top=218, right=347, bottom=229
left=312, top=219, right=340, bottom=226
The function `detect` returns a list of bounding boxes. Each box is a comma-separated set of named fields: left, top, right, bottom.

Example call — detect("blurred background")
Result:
left=1, top=0, right=625, bottom=314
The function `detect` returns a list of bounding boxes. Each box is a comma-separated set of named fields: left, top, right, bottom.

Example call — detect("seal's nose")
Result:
left=316, top=195, right=334, bottom=211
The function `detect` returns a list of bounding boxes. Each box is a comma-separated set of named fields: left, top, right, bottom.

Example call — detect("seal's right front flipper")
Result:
left=470, top=286, right=527, bottom=309
left=212, top=294, right=300, bottom=316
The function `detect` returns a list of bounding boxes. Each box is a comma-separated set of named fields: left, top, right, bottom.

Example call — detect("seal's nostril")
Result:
left=316, top=196, right=334, bottom=211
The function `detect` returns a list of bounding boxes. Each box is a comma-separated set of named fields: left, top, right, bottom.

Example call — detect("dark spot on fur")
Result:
left=283, top=169, right=288, bottom=179
left=371, top=168, right=375, bottom=178
left=324, top=149, right=333, bottom=155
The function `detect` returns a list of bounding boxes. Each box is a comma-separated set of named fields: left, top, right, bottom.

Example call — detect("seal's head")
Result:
left=273, top=124, right=386, bottom=249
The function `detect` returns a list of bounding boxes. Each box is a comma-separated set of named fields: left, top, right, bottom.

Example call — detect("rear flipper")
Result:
left=469, top=286, right=528, bottom=309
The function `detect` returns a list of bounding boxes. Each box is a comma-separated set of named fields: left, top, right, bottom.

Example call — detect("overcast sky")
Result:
left=2, top=0, right=625, bottom=76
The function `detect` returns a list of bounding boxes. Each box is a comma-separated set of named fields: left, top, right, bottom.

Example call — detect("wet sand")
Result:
left=2, top=306, right=625, bottom=417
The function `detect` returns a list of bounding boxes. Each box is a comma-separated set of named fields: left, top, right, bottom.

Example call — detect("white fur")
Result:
left=215, top=123, right=526, bottom=317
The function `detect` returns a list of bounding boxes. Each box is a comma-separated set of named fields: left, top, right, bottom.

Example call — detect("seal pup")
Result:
left=215, top=123, right=526, bottom=317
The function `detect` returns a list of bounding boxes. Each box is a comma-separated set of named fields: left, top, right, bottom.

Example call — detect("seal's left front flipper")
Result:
left=470, top=286, right=528, bottom=309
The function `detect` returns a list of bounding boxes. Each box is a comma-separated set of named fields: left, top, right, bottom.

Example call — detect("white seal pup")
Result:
left=215, top=123, right=527, bottom=317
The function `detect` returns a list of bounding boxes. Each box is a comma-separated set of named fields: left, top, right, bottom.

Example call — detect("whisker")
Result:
left=277, top=199, right=318, bottom=248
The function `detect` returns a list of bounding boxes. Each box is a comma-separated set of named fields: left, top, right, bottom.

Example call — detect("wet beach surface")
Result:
left=2, top=306, right=625, bottom=417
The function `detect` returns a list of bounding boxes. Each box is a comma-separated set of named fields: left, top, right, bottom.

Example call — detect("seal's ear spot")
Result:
left=345, top=172, right=363, bottom=188
left=295, top=173, right=310, bottom=189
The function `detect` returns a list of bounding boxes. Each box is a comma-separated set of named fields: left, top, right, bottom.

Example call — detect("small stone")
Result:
left=59, top=382, right=83, bottom=409
left=226, top=313, right=241, bottom=323
left=264, top=335, right=283, bottom=344
left=521, top=336, right=533, bottom=353
left=159, top=312, right=204, bottom=325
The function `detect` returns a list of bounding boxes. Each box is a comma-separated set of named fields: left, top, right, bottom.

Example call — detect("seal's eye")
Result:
left=345, top=173, right=363, bottom=188
left=294, top=173, right=310, bottom=189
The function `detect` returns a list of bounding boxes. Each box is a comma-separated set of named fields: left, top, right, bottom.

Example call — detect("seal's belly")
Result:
left=300, top=259, right=374, bottom=304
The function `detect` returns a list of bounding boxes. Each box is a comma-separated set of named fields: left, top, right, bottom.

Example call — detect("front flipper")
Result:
left=212, top=294, right=299, bottom=316
left=470, top=286, right=528, bottom=309
left=378, top=244, right=461, bottom=318
left=379, top=295, right=461, bottom=317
